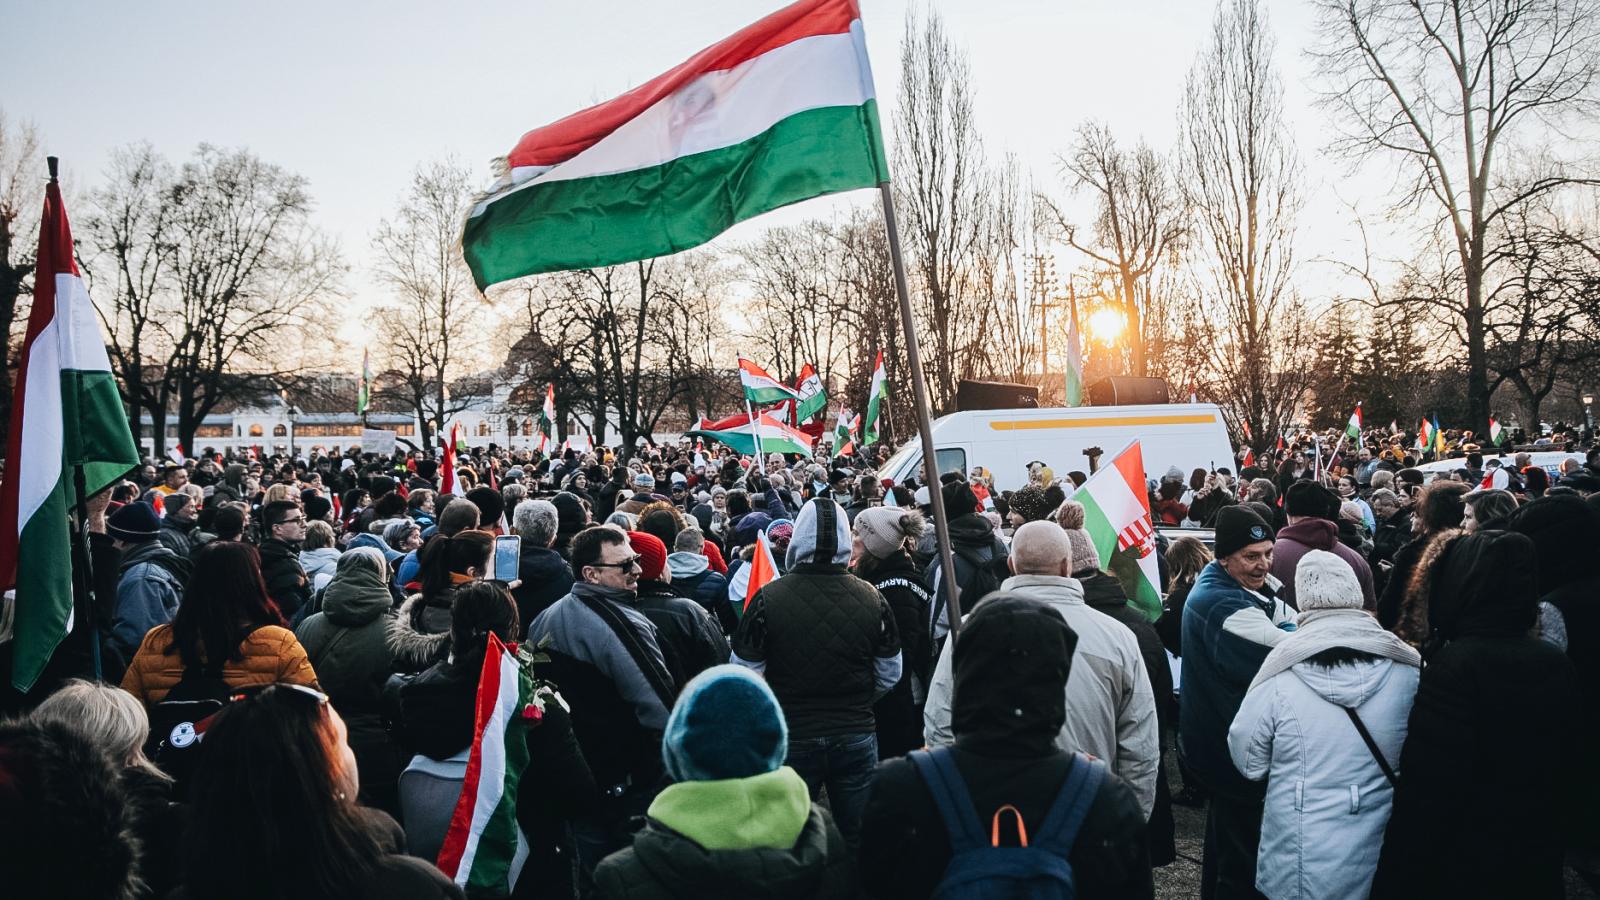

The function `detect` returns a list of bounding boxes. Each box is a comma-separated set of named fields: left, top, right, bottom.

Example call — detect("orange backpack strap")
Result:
left=991, top=804, right=1029, bottom=848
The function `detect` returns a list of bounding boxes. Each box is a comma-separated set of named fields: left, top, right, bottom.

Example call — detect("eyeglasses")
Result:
left=590, top=555, right=642, bottom=571
left=276, top=516, right=307, bottom=526
left=227, top=682, right=329, bottom=706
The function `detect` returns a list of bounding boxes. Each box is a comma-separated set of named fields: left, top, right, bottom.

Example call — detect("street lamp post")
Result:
left=281, top=389, right=299, bottom=460
left=1584, top=392, right=1595, bottom=438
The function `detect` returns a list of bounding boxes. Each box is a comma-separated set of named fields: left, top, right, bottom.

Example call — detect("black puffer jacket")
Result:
left=860, top=550, right=933, bottom=759
left=593, top=807, right=853, bottom=900
left=922, top=513, right=1009, bottom=640
left=257, top=537, right=312, bottom=622
left=511, top=544, right=574, bottom=629
left=858, top=594, right=1153, bottom=899
left=1372, top=531, right=1583, bottom=899
left=634, top=580, right=730, bottom=691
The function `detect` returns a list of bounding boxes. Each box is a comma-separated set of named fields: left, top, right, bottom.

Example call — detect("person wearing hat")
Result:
left=667, top=471, right=691, bottom=510
left=1178, top=504, right=1295, bottom=899
left=617, top=471, right=659, bottom=516
left=852, top=507, right=935, bottom=760
left=104, top=501, right=190, bottom=681
left=859, top=593, right=1154, bottom=899
left=1228, top=550, right=1421, bottom=900
left=629, top=531, right=728, bottom=689
left=1270, top=481, right=1376, bottom=610
left=731, top=498, right=902, bottom=848
left=157, top=490, right=199, bottom=557
left=593, top=665, right=853, bottom=898
left=922, top=479, right=1009, bottom=647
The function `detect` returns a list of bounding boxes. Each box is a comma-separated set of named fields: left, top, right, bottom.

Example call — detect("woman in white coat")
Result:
left=1228, top=550, right=1422, bottom=900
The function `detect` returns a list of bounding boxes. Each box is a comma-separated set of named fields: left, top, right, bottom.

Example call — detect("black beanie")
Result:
left=1214, top=504, right=1273, bottom=559
left=941, top=480, right=979, bottom=517
left=1285, top=481, right=1338, bottom=519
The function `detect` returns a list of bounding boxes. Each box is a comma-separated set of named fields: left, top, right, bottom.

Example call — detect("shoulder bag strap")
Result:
left=1032, top=752, right=1107, bottom=856
left=908, top=747, right=986, bottom=852
left=1343, top=706, right=1399, bottom=788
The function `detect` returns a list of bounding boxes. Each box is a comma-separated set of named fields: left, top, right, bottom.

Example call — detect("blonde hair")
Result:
left=262, top=483, right=300, bottom=507
left=30, top=680, right=168, bottom=780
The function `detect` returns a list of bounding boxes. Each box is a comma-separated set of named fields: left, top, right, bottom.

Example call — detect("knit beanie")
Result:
left=163, top=491, right=193, bottom=516
left=663, top=665, right=788, bottom=782
left=632, top=471, right=656, bottom=490
left=107, top=502, right=161, bottom=543
left=941, top=480, right=980, bottom=517
left=1285, top=481, right=1337, bottom=519
left=854, top=507, right=925, bottom=559
left=1214, top=505, right=1273, bottom=559
left=1295, top=550, right=1362, bottom=611
left=1007, top=484, right=1053, bottom=523
left=627, top=531, right=668, bottom=582
left=1055, top=500, right=1101, bottom=575
left=304, top=495, right=332, bottom=522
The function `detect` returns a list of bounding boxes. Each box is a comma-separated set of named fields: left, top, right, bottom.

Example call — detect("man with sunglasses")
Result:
left=259, top=500, right=313, bottom=624
left=527, top=524, right=678, bottom=886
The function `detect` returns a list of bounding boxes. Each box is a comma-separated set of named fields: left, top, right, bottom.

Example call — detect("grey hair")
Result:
left=514, top=499, right=559, bottom=547
left=605, top=511, right=638, bottom=531
left=381, top=518, right=418, bottom=551
left=304, top=519, right=335, bottom=550
left=1369, top=488, right=1398, bottom=507
left=501, top=483, right=528, bottom=508
left=337, top=545, right=389, bottom=582
left=30, top=679, right=168, bottom=780
left=674, top=526, right=706, bottom=553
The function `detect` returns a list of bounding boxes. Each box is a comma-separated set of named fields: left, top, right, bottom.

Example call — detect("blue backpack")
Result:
left=908, top=748, right=1106, bottom=900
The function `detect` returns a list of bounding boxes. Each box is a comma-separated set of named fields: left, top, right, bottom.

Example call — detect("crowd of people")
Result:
left=1, top=426, right=1598, bottom=899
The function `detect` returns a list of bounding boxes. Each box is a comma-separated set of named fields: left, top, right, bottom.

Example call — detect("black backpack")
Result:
left=144, top=628, right=260, bottom=795
left=932, top=544, right=1002, bottom=640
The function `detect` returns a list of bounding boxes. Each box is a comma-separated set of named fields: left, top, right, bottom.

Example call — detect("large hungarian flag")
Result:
left=462, top=0, right=890, bottom=290
left=1074, top=441, right=1162, bottom=622
left=739, top=358, right=801, bottom=407
left=436, top=633, right=535, bottom=895
left=862, top=350, right=888, bottom=445
left=685, top=411, right=813, bottom=456
left=794, top=363, right=827, bottom=423
left=0, top=174, right=140, bottom=692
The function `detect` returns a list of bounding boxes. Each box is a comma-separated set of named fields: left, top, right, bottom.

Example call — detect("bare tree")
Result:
left=84, top=144, right=341, bottom=454
left=0, top=111, right=42, bottom=445
left=1179, top=0, right=1309, bottom=448
left=1042, top=123, right=1186, bottom=377
left=372, top=158, right=482, bottom=449
left=1312, top=0, right=1600, bottom=433
left=739, top=220, right=849, bottom=385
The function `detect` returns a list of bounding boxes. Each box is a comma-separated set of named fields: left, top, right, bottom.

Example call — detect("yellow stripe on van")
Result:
left=986, top=414, right=1218, bottom=431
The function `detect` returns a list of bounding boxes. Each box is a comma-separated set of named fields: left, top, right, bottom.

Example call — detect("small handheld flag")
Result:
left=862, top=351, right=888, bottom=444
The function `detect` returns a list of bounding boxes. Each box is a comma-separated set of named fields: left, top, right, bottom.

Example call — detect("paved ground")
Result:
left=1153, top=753, right=1599, bottom=899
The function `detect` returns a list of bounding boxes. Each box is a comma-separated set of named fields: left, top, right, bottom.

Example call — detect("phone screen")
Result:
left=494, top=535, right=521, bottom=582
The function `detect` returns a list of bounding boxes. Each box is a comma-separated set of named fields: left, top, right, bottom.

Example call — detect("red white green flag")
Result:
left=462, top=0, right=889, bottom=290
left=1417, top=417, right=1434, bottom=451
left=440, top=423, right=460, bottom=495
left=862, top=350, right=888, bottom=445
left=685, top=411, right=813, bottom=456
left=1073, top=440, right=1162, bottom=621
left=794, top=363, right=827, bottom=423
left=1489, top=416, right=1504, bottom=445
left=1345, top=403, right=1363, bottom=442
left=739, top=358, right=801, bottom=407
left=833, top=406, right=859, bottom=455
left=436, top=633, right=535, bottom=895
left=727, top=529, right=780, bottom=618
left=0, top=173, right=140, bottom=692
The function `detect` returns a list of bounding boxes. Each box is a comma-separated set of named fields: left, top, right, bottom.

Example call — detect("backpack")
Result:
left=931, top=544, right=1002, bottom=641
left=909, top=748, right=1106, bottom=900
left=143, top=627, right=261, bottom=795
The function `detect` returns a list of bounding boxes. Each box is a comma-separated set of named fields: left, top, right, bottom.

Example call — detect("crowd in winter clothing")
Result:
left=1, top=430, right=1598, bottom=899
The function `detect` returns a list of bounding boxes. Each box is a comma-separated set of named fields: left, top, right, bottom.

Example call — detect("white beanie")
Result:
left=1295, top=549, right=1363, bottom=611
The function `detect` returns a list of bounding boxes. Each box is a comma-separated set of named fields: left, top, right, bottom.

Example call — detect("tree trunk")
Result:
left=1464, top=250, right=1491, bottom=437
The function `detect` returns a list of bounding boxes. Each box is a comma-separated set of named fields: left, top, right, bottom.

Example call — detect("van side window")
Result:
left=935, top=448, right=966, bottom=479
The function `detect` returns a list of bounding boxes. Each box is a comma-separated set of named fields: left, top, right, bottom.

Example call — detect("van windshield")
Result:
left=881, top=438, right=920, bottom=478
left=880, top=440, right=966, bottom=484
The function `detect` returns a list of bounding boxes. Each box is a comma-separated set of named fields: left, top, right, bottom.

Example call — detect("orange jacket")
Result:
left=120, top=623, right=319, bottom=706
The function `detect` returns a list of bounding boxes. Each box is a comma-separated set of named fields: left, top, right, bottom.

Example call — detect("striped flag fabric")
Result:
left=862, top=350, right=888, bottom=445
left=167, top=442, right=187, bottom=465
left=1432, top=416, right=1446, bottom=455
left=685, top=411, right=813, bottom=456
left=794, top=363, right=827, bottom=423
left=537, top=384, right=556, bottom=452
left=1417, top=417, right=1434, bottom=452
left=1489, top=416, right=1504, bottom=445
left=0, top=171, right=140, bottom=692
left=357, top=348, right=372, bottom=416
left=1064, top=313, right=1084, bottom=407
left=833, top=405, right=859, bottom=455
left=440, top=423, right=460, bottom=495
left=739, top=359, right=801, bottom=407
left=1345, top=402, right=1362, bottom=442
left=462, top=0, right=890, bottom=290
left=436, top=633, right=535, bottom=895
left=1073, top=440, right=1162, bottom=621
left=726, top=529, right=780, bottom=618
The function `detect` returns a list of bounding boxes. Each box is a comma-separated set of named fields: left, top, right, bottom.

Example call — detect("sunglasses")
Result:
left=227, top=682, right=329, bottom=706
left=589, top=555, right=643, bottom=571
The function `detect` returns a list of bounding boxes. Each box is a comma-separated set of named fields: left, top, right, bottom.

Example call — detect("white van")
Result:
left=876, top=403, right=1236, bottom=493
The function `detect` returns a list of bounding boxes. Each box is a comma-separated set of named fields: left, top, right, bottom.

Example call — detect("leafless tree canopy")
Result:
left=0, top=110, right=42, bottom=447
left=82, top=143, right=342, bottom=453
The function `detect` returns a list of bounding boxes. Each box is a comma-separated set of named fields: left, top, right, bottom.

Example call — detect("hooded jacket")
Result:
left=858, top=594, right=1154, bottom=900
left=1178, top=560, right=1295, bottom=800
left=298, top=546, right=342, bottom=588
left=593, top=771, right=853, bottom=900
left=1270, top=517, right=1376, bottom=610
left=732, top=499, right=902, bottom=740
left=922, top=513, right=1009, bottom=642
left=510, top=543, right=575, bottom=628
left=1230, top=651, right=1420, bottom=899
left=1371, top=531, right=1583, bottom=899
left=388, top=592, right=452, bottom=673
left=107, top=540, right=186, bottom=675
left=666, top=551, right=727, bottom=614
left=923, top=574, right=1158, bottom=816
left=860, top=549, right=934, bottom=760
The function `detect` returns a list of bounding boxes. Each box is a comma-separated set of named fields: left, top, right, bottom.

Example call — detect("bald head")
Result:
left=1009, top=521, right=1073, bottom=577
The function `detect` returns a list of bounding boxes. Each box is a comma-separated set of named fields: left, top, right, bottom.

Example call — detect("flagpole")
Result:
left=878, top=183, right=965, bottom=642
left=48, top=156, right=103, bottom=681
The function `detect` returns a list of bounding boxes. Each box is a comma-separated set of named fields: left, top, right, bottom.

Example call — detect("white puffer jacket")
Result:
left=1228, top=657, right=1419, bottom=900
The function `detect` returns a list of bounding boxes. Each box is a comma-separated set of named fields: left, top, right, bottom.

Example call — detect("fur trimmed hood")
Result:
left=387, top=593, right=451, bottom=670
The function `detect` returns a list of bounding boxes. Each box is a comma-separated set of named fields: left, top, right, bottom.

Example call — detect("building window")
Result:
left=272, top=424, right=287, bottom=437
left=477, top=420, right=490, bottom=437
left=522, top=418, right=533, bottom=436
left=249, top=424, right=264, bottom=437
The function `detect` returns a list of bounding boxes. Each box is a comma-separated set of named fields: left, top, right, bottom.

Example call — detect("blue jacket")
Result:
left=666, top=551, right=727, bottom=616
left=1178, top=560, right=1295, bottom=799
left=107, top=541, right=186, bottom=674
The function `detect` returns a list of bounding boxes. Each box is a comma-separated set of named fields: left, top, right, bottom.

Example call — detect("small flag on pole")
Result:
left=1345, top=402, right=1363, bottom=443
left=537, top=384, right=556, bottom=452
left=862, top=350, right=888, bottom=445
left=794, top=363, right=827, bottom=423
left=1072, top=440, right=1163, bottom=621
left=168, top=443, right=187, bottom=465
left=440, top=423, right=459, bottom=495
left=357, top=348, right=372, bottom=416
left=739, top=359, right=801, bottom=407
left=1064, top=313, right=1084, bottom=407
left=1489, top=416, right=1504, bottom=445
left=726, top=530, right=781, bottom=618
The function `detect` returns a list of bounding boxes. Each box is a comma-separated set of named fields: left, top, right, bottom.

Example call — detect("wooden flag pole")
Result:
left=877, top=182, right=966, bottom=642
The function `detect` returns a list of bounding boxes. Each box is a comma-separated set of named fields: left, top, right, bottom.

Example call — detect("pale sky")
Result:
left=3, top=0, right=1388, bottom=361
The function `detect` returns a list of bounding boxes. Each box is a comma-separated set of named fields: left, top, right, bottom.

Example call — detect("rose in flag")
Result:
left=1072, top=440, right=1163, bottom=621
left=462, top=0, right=889, bottom=290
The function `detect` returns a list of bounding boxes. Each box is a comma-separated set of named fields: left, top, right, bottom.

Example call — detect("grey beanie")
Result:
left=854, top=507, right=926, bottom=559
left=1056, top=500, right=1101, bottom=575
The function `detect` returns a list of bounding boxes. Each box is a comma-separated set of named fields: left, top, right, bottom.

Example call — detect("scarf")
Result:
left=1250, top=608, right=1421, bottom=692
